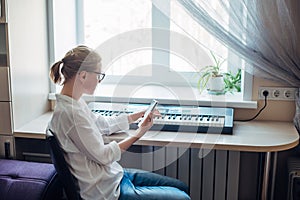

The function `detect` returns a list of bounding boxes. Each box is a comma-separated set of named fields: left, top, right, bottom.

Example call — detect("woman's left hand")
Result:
left=128, top=109, right=161, bottom=124
left=128, top=111, right=145, bottom=124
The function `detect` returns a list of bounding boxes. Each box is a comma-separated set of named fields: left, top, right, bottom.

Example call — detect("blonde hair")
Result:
left=49, top=45, right=101, bottom=85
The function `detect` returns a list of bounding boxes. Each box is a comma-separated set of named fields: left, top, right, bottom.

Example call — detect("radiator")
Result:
left=120, top=146, right=240, bottom=200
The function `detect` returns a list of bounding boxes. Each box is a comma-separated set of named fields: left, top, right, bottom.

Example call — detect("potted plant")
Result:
left=224, top=69, right=241, bottom=93
left=197, top=51, right=225, bottom=94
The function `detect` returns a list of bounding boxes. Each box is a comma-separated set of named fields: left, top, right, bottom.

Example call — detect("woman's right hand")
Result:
left=135, top=109, right=160, bottom=138
left=118, top=109, right=160, bottom=152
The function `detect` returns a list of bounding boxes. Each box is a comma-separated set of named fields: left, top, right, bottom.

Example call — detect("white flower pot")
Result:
left=208, top=76, right=224, bottom=92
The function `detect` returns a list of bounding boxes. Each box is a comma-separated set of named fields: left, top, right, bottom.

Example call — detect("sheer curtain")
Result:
left=153, top=0, right=300, bottom=130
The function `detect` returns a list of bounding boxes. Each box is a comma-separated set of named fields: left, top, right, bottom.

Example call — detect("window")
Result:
left=49, top=0, right=253, bottom=103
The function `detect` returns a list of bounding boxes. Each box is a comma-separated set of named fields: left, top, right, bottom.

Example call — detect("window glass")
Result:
left=106, top=50, right=152, bottom=76
left=83, top=0, right=152, bottom=76
left=170, top=0, right=229, bottom=73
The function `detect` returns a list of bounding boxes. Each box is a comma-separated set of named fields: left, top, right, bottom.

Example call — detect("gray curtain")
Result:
left=175, top=0, right=300, bottom=84
left=154, top=0, right=300, bottom=129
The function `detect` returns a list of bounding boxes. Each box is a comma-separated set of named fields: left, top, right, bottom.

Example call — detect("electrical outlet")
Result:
left=272, top=89, right=280, bottom=98
left=259, top=87, right=297, bottom=101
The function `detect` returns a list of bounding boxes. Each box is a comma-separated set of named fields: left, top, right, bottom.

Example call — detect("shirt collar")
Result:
left=55, top=94, right=80, bottom=105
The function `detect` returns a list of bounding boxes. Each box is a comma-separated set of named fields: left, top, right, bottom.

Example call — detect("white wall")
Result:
left=7, top=0, right=50, bottom=129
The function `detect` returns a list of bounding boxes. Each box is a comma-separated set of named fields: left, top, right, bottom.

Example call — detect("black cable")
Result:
left=236, top=91, right=268, bottom=122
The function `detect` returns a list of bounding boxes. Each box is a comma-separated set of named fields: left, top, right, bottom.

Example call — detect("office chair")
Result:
left=46, top=129, right=82, bottom=200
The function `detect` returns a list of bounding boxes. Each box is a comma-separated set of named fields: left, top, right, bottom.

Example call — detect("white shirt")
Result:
left=48, top=94, right=129, bottom=200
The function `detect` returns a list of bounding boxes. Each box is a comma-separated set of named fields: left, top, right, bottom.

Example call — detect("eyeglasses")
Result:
left=88, top=71, right=106, bottom=82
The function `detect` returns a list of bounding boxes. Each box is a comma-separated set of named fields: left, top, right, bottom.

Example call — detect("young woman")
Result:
left=48, top=45, right=190, bottom=200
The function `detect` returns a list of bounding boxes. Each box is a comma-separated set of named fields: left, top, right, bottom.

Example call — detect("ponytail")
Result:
left=49, top=45, right=101, bottom=85
left=49, top=61, right=63, bottom=84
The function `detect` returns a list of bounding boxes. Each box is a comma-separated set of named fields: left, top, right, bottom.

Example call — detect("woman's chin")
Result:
left=84, top=90, right=95, bottom=96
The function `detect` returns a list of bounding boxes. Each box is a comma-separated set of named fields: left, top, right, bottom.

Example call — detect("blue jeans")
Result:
left=119, top=169, right=191, bottom=200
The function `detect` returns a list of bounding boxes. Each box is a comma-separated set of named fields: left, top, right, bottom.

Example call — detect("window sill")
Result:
left=49, top=84, right=257, bottom=109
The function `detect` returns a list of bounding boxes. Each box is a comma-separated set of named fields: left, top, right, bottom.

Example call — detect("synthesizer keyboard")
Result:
left=88, top=102, right=234, bottom=134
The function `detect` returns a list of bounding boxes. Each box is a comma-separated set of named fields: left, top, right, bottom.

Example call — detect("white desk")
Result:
left=14, top=111, right=299, bottom=200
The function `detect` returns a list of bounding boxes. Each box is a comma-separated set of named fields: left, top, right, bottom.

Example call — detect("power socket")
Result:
left=259, top=87, right=297, bottom=101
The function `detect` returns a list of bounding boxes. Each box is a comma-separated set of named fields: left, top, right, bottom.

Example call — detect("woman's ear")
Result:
left=78, top=71, right=87, bottom=82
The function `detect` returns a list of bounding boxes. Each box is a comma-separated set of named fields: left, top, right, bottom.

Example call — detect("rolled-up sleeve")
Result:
left=95, top=114, right=129, bottom=135
left=81, top=99, right=129, bottom=135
